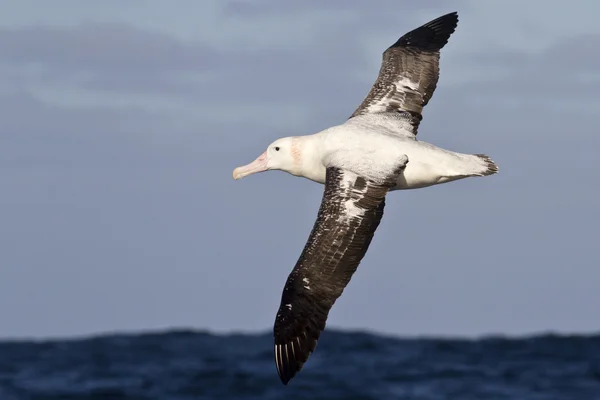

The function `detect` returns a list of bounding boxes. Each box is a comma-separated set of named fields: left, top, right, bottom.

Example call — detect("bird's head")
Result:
left=233, top=137, right=301, bottom=180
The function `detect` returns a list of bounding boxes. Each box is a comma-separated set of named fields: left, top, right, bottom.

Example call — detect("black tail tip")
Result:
left=475, top=154, right=499, bottom=176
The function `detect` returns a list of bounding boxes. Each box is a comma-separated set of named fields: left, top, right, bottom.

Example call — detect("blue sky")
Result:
left=1, top=0, right=599, bottom=339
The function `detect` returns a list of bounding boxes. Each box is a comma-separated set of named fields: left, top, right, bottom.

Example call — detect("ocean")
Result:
left=0, top=329, right=599, bottom=399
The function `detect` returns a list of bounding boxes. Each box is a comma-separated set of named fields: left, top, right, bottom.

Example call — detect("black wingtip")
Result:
left=274, top=330, right=320, bottom=385
left=274, top=342, right=301, bottom=385
left=390, top=11, right=459, bottom=51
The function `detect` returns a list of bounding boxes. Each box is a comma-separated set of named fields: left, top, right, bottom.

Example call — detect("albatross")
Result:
left=232, top=11, right=497, bottom=385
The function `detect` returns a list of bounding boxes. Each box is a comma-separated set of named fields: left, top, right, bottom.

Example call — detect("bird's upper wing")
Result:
left=273, top=167, right=390, bottom=384
left=348, top=12, right=459, bottom=138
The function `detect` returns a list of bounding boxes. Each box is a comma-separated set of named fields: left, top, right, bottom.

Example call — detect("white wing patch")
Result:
left=343, top=199, right=365, bottom=218
left=302, top=277, right=311, bottom=290
left=361, top=75, right=419, bottom=116
left=396, top=76, right=418, bottom=91
left=337, top=174, right=367, bottom=219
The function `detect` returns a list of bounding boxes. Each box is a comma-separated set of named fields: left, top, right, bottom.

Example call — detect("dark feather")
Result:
left=273, top=167, right=390, bottom=385
left=349, top=12, right=459, bottom=137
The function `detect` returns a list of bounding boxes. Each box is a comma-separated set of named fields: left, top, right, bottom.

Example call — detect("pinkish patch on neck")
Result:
left=291, top=138, right=302, bottom=166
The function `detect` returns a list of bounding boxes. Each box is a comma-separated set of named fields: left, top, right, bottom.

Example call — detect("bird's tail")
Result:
left=471, top=154, right=499, bottom=176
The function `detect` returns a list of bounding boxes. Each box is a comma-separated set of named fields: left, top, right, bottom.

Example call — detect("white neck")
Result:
left=290, top=134, right=326, bottom=184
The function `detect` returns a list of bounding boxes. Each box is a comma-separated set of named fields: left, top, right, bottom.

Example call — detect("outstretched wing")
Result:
left=273, top=167, right=390, bottom=385
left=349, top=12, right=459, bottom=137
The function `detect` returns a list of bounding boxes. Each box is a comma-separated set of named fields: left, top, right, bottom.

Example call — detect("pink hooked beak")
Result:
left=232, top=151, right=268, bottom=180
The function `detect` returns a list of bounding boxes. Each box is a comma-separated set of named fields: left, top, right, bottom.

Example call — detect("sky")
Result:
left=1, top=0, right=599, bottom=339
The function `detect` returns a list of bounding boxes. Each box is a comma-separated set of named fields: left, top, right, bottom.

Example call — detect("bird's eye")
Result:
left=275, top=146, right=280, bottom=151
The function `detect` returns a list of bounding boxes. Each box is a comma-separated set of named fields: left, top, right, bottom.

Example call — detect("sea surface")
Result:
left=1, top=329, right=599, bottom=400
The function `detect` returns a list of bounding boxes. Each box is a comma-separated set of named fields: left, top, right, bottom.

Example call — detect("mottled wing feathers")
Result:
left=273, top=167, right=389, bottom=385
left=349, top=12, right=459, bottom=136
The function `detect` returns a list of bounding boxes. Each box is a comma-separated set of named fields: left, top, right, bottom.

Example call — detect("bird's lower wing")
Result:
left=273, top=167, right=391, bottom=384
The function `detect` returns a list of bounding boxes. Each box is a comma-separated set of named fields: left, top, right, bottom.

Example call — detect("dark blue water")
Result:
left=1, top=329, right=599, bottom=400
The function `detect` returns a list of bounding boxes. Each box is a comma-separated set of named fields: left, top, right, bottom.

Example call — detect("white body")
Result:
left=285, top=114, right=495, bottom=191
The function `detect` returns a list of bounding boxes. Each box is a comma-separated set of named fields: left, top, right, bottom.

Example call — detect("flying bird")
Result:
left=232, top=11, right=497, bottom=385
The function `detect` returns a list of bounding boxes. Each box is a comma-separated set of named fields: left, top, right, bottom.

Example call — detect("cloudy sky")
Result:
left=1, top=0, right=599, bottom=339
